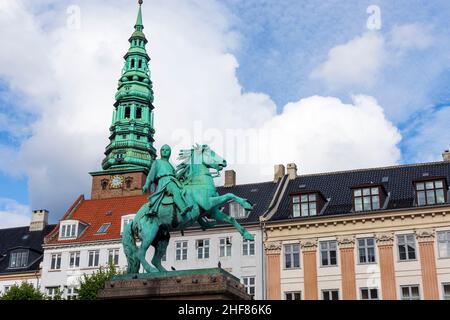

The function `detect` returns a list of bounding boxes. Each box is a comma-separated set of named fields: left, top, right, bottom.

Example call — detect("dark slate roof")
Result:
left=0, top=224, right=56, bottom=275
left=271, top=161, right=450, bottom=221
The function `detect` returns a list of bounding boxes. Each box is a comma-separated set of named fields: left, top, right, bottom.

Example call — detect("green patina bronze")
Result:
left=102, top=1, right=156, bottom=172
left=123, top=144, right=255, bottom=273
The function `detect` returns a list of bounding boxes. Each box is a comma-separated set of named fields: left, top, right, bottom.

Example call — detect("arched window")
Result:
left=136, top=107, right=142, bottom=119
left=125, top=107, right=131, bottom=118
left=130, top=59, right=135, bottom=68
left=101, top=180, right=109, bottom=190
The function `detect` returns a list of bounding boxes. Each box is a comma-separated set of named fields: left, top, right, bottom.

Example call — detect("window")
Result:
left=358, top=238, right=376, bottom=263
left=243, top=239, right=255, bottom=256
left=322, top=289, right=339, bottom=300
left=50, top=253, right=61, bottom=270
left=130, top=59, right=135, bottom=68
left=138, top=60, right=142, bottom=69
left=285, top=292, right=301, bottom=300
left=437, top=231, right=450, bottom=258
left=121, top=214, right=135, bottom=234
left=220, top=237, right=232, bottom=257
left=360, top=288, right=379, bottom=300
left=353, top=187, right=381, bottom=211
left=136, top=107, right=142, bottom=119
left=60, top=223, right=77, bottom=239
left=66, top=287, right=78, bottom=300
left=397, top=234, right=416, bottom=261
left=242, top=276, right=255, bottom=297
left=401, top=285, right=420, bottom=300
left=293, top=194, right=317, bottom=217
left=176, top=241, right=188, bottom=261
left=284, top=244, right=300, bottom=269
left=415, top=180, right=446, bottom=206
left=46, top=287, right=60, bottom=300
left=108, top=249, right=119, bottom=266
left=101, top=180, right=108, bottom=190
left=9, top=250, right=29, bottom=268
left=69, top=252, right=80, bottom=268
left=4, top=286, right=10, bottom=294
left=196, top=239, right=209, bottom=259
left=229, top=202, right=248, bottom=219
left=320, top=241, right=337, bottom=266
left=443, top=284, right=450, bottom=300
left=97, top=223, right=110, bottom=234
left=88, top=250, right=100, bottom=267
left=125, top=106, right=131, bottom=118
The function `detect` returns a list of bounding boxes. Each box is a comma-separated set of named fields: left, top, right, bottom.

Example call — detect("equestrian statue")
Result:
left=122, top=144, right=254, bottom=273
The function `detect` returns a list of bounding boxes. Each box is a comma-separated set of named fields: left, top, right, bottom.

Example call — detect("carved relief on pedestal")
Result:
left=300, top=238, right=318, bottom=252
left=375, top=232, right=395, bottom=246
left=264, top=241, right=282, bottom=254
left=415, top=228, right=435, bottom=243
left=337, top=235, right=356, bottom=249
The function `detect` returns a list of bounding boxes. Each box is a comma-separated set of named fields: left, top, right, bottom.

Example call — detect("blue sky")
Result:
left=0, top=0, right=449, bottom=225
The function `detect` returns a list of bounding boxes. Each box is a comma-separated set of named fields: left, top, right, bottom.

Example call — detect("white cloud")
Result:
left=389, top=24, right=434, bottom=51
left=310, top=32, right=386, bottom=89
left=0, top=198, right=31, bottom=229
left=0, top=0, right=403, bottom=218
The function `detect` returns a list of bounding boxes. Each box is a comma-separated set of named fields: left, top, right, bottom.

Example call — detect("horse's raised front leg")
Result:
left=138, top=219, right=160, bottom=273
left=203, top=193, right=253, bottom=211
left=210, top=208, right=254, bottom=241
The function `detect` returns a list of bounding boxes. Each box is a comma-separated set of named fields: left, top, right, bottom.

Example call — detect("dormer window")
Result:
left=121, top=214, right=136, bottom=234
left=291, top=192, right=326, bottom=217
left=415, top=179, right=447, bottom=206
left=229, top=202, right=249, bottom=219
left=60, top=221, right=78, bottom=239
left=352, top=186, right=384, bottom=212
left=9, top=250, right=29, bottom=268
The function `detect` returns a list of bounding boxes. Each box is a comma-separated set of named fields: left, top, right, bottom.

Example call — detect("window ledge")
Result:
left=48, top=269, right=62, bottom=272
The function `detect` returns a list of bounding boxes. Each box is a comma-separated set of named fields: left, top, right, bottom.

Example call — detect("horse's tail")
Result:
left=122, top=221, right=140, bottom=274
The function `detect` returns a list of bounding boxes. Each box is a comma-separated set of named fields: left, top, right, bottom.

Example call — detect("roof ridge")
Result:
left=216, top=180, right=275, bottom=188
left=296, top=161, right=449, bottom=178
left=84, top=194, right=148, bottom=202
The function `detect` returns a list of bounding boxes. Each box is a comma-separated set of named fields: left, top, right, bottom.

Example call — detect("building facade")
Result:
left=0, top=210, right=55, bottom=296
left=262, top=153, right=450, bottom=300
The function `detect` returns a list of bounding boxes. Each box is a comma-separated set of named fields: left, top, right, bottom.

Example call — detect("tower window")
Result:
left=136, top=107, right=142, bottom=119
left=138, top=60, right=143, bottom=69
left=101, top=180, right=109, bottom=190
left=125, top=107, right=131, bottom=118
left=130, top=59, right=135, bottom=68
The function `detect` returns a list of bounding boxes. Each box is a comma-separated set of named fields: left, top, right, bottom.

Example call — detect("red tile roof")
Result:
left=45, top=194, right=148, bottom=245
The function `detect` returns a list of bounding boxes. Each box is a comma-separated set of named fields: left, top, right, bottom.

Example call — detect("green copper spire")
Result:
left=101, top=0, right=156, bottom=172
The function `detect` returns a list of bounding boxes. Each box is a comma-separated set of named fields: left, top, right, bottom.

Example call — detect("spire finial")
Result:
left=138, top=0, right=143, bottom=6
left=135, top=0, right=144, bottom=30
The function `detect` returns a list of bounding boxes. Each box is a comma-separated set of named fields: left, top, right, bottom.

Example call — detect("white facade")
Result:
left=41, top=224, right=265, bottom=299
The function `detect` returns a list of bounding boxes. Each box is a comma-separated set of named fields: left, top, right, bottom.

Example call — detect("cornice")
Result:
left=264, top=205, right=450, bottom=234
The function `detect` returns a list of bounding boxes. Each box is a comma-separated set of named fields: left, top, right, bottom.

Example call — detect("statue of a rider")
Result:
left=143, top=144, right=192, bottom=216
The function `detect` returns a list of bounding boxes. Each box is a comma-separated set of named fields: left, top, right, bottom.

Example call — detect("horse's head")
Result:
left=198, top=144, right=227, bottom=172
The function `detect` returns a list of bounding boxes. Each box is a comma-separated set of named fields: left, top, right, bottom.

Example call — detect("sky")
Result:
left=0, top=0, right=449, bottom=227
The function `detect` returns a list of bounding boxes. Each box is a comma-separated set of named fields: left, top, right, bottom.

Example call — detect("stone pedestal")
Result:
left=97, top=268, right=252, bottom=300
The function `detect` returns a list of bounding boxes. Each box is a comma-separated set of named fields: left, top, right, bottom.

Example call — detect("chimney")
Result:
left=29, top=210, right=49, bottom=232
left=224, top=170, right=236, bottom=187
left=274, top=164, right=285, bottom=182
left=443, top=150, right=450, bottom=162
left=287, top=163, right=298, bottom=180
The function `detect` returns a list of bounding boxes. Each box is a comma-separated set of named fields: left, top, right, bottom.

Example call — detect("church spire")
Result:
left=100, top=0, right=156, bottom=173
left=135, top=0, right=144, bottom=31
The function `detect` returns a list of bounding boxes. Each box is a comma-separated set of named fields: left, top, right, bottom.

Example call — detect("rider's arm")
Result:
left=143, top=161, right=157, bottom=192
